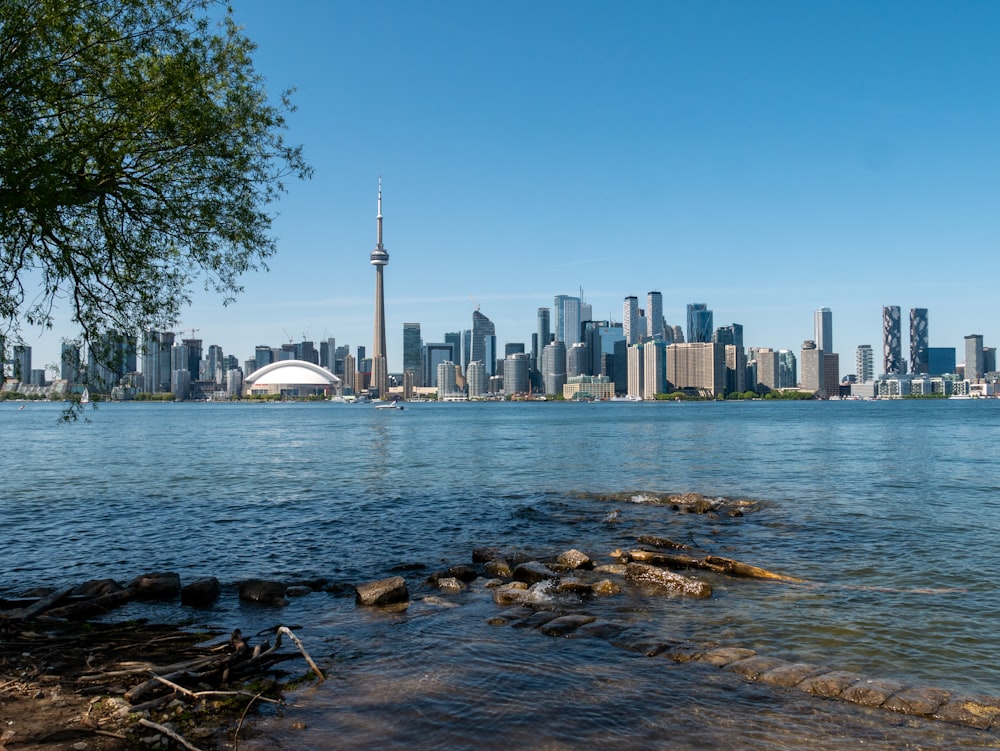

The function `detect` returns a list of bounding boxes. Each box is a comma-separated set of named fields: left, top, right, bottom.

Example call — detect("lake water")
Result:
left=3, top=399, right=1000, bottom=749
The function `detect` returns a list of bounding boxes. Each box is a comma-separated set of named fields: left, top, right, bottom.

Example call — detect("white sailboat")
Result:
left=80, top=387, right=90, bottom=404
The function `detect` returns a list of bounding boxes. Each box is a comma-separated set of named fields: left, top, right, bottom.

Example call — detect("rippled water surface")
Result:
left=3, top=399, right=1000, bottom=749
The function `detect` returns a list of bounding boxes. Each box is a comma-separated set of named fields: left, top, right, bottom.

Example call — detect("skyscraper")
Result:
left=686, top=303, right=713, bottom=344
left=910, top=308, right=929, bottom=375
left=814, top=307, right=833, bottom=355
left=471, top=308, right=496, bottom=375
left=883, top=306, right=903, bottom=375
left=553, top=294, right=582, bottom=344
left=535, top=307, right=551, bottom=371
left=369, top=179, right=389, bottom=398
left=646, top=291, right=663, bottom=341
left=541, top=341, right=567, bottom=396
left=403, top=322, right=422, bottom=386
left=800, top=340, right=824, bottom=395
left=965, top=334, right=984, bottom=381
left=856, top=344, right=874, bottom=383
left=623, top=296, right=641, bottom=345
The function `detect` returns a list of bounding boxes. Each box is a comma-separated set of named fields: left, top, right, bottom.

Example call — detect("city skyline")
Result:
left=9, top=2, right=1000, bottom=378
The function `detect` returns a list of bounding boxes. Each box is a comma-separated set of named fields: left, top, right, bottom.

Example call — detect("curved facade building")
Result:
left=244, top=360, right=341, bottom=397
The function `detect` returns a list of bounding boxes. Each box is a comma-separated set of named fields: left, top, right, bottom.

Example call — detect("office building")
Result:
left=535, top=307, right=551, bottom=370
left=985, top=347, right=997, bottom=374
left=824, top=353, right=840, bottom=398
left=777, top=350, right=797, bottom=389
left=471, top=308, right=496, bottom=375
left=965, top=334, right=984, bottom=381
left=667, top=342, right=726, bottom=396
left=60, top=341, right=81, bottom=383
left=814, top=307, right=833, bottom=355
left=927, top=347, right=956, bottom=376
left=567, top=342, right=590, bottom=378
left=623, top=296, right=641, bottom=345
left=883, top=306, right=903, bottom=375
left=713, top=323, right=743, bottom=349
left=403, top=322, right=422, bottom=387
left=369, top=179, right=390, bottom=398
left=910, top=308, right=929, bottom=375
left=800, top=340, right=824, bottom=395
left=646, top=291, right=663, bottom=341
left=686, top=303, right=713, bottom=344
left=755, top=348, right=779, bottom=392
left=554, top=294, right=582, bottom=344
left=11, top=344, right=31, bottom=382
left=856, top=345, right=874, bottom=383
left=726, top=344, right=748, bottom=393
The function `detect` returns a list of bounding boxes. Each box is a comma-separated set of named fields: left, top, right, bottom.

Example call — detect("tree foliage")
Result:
left=0, top=0, right=311, bottom=346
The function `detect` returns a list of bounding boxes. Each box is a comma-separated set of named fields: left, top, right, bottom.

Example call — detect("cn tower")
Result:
left=370, top=178, right=389, bottom=398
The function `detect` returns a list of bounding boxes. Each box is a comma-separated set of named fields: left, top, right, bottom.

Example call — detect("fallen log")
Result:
left=621, top=550, right=804, bottom=583
left=4, top=585, right=75, bottom=620
left=43, top=587, right=139, bottom=619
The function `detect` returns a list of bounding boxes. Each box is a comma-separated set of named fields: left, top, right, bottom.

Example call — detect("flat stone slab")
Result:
left=883, top=685, right=952, bottom=716
left=726, top=655, right=790, bottom=681
left=758, top=662, right=830, bottom=688
left=696, top=647, right=757, bottom=667
left=797, top=670, right=865, bottom=698
left=539, top=614, right=597, bottom=637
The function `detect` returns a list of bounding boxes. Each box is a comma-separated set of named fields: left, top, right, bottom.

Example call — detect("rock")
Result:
left=512, top=561, right=557, bottom=585
left=624, top=563, right=712, bottom=598
left=593, top=563, right=628, bottom=575
left=486, top=606, right=535, bottom=626
left=557, top=549, right=592, bottom=570
left=355, top=576, right=409, bottom=607
left=73, top=579, right=123, bottom=597
left=758, top=662, right=829, bottom=688
left=181, top=577, right=221, bottom=606
left=539, top=614, right=597, bottom=637
left=933, top=694, right=1000, bottom=729
left=484, top=559, right=512, bottom=578
left=636, top=535, right=691, bottom=550
left=428, top=565, right=477, bottom=584
left=491, top=582, right=529, bottom=606
left=841, top=678, right=907, bottom=707
left=696, top=647, right=757, bottom=667
left=286, top=585, right=313, bottom=597
left=127, top=572, right=181, bottom=600
left=472, top=547, right=499, bottom=563
left=556, top=576, right=592, bottom=595
left=511, top=610, right=562, bottom=629
left=590, top=579, right=621, bottom=597
left=238, top=579, right=288, bottom=605
left=797, top=670, right=865, bottom=698
left=436, top=576, right=463, bottom=591
left=882, top=686, right=951, bottom=716
left=726, top=655, right=791, bottom=680
left=569, top=618, right=629, bottom=640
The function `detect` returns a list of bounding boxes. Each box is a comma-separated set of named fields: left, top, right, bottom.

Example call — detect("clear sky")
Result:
left=20, top=1, right=1000, bottom=377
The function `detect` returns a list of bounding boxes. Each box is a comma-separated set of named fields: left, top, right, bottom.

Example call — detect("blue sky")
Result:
left=24, top=1, right=1000, bottom=376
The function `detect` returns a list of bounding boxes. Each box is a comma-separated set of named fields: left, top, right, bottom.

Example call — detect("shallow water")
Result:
left=3, top=399, right=999, bottom=748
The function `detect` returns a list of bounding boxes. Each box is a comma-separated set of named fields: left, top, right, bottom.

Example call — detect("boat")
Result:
left=80, top=388, right=90, bottom=405
left=374, top=402, right=404, bottom=410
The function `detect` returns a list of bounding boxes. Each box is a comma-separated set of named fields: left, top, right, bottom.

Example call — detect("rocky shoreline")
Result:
left=3, top=492, right=997, bottom=748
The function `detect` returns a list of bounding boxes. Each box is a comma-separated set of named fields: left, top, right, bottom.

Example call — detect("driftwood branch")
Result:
left=622, top=549, right=805, bottom=583
left=138, top=718, right=206, bottom=751
left=277, top=626, right=325, bottom=682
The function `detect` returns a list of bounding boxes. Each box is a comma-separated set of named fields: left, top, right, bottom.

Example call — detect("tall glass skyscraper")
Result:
left=687, top=303, right=713, bottom=344
left=814, top=307, right=833, bottom=355
left=965, top=334, right=984, bottom=381
left=909, top=308, right=929, bottom=375
left=623, top=296, right=641, bottom=345
left=646, top=291, right=663, bottom=341
left=554, top=294, right=582, bottom=344
left=471, top=308, right=495, bottom=374
left=403, top=322, right=422, bottom=386
left=535, top=307, right=551, bottom=371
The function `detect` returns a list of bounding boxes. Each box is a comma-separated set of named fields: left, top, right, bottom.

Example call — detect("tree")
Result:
left=0, top=0, right=310, bottom=351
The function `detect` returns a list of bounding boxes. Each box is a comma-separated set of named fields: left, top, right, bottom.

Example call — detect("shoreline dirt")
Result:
left=0, top=619, right=304, bottom=751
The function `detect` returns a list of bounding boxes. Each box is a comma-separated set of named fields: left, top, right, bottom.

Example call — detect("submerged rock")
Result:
left=355, top=576, right=409, bottom=607
left=624, top=562, right=712, bottom=598
left=127, top=572, right=181, bottom=600
left=181, top=577, right=221, bottom=606
left=512, top=561, right=558, bottom=585
left=238, top=579, right=288, bottom=606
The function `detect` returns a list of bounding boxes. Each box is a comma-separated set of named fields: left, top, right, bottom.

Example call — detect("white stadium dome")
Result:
left=244, top=360, right=341, bottom=396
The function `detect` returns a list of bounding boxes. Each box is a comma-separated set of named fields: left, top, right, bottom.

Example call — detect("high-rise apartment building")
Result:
left=725, top=344, right=748, bottom=393
left=436, top=361, right=457, bottom=398
left=856, top=345, right=874, bottom=383
left=686, top=304, right=713, bottom=344
left=777, top=350, right=797, bottom=389
left=910, top=308, right=929, bottom=375
left=541, top=341, right=567, bottom=396
left=535, top=307, right=551, bottom=370
left=60, top=341, right=81, bottom=383
left=11, top=344, right=31, bottom=382
left=466, top=361, right=486, bottom=398
left=824, top=353, right=840, bottom=398
left=642, top=339, right=667, bottom=399
left=883, top=306, right=903, bottom=375
left=814, top=307, right=833, bottom=355
left=965, top=334, right=984, bottom=381
left=755, top=348, right=779, bottom=392
left=666, top=342, right=726, bottom=396
left=800, top=340, right=824, bottom=395
left=713, top=323, right=743, bottom=349
left=627, top=343, right=644, bottom=399
left=623, top=296, right=641, bottom=345
left=503, top=353, right=530, bottom=396
left=424, top=342, right=454, bottom=388
left=567, top=342, right=590, bottom=378
left=646, top=291, right=663, bottom=341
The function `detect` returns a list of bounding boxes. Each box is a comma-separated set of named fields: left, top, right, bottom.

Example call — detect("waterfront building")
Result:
left=814, top=307, right=833, bottom=355
left=965, top=334, right=984, bottom=381
left=646, top=291, right=663, bottom=341
left=471, top=308, right=496, bottom=375
left=883, top=306, right=903, bottom=375
left=403, top=322, right=422, bottom=387
left=800, top=340, right=824, bottom=396
left=343, top=353, right=356, bottom=394
left=369, top=179, right=390, bottom=399
left=503, top=353, right=530, bottom=396
left=60, top=341, right=80, bottom=384
left=11, top=344, right=31, bottom=383
left=927, top=347, right=956, bottom=376
left=436, top=361, right=458, bottom=398
left=320, top=337, right=336, bottom=372
left=755, top=348, right=779, bottom=392
left=254, top=345, right=274, bottom=369
left=562, top=375, right=615, bottom=401
left=713, top=323, right=743, bottom=349
left=666, top=342, right=726, bottom=396
left=627, top=343, right=644, bottom=399
left=171, top=368, right=191, bottom=399
left=910, top=308, right=929, bottom=375
left=686, top=303, right=713, bottom=344
left=726, top=344, right=748, bottom=393
left=623, top=296, right=641, bottom=345
left=824, top=353, right=840, bottom=398
left=541, top=341, right=567, bottom=396
left=226, top=368, right=243, bottom=397
left=445, top=331, right=462, bottom=374
left=244, top=360, right=341, bottom=397
left=643, top=340, right=667, bottom=399
left=856, top=345, right=874, bottom=383
left=777, top=350, right=797, bottom=389
left=182, top=338, right=202, bottom=380
left=985, top=347, right=997, bottom=375
left=467, top=361, right=487, bottom=398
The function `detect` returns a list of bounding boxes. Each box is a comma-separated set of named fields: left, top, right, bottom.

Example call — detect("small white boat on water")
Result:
left=80, top=388, right=90, bottom=404
left=374, top=402, right=404, bottom=410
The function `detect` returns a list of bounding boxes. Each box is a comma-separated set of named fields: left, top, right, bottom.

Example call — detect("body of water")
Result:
left=3, top=399, right=999, bottom=749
